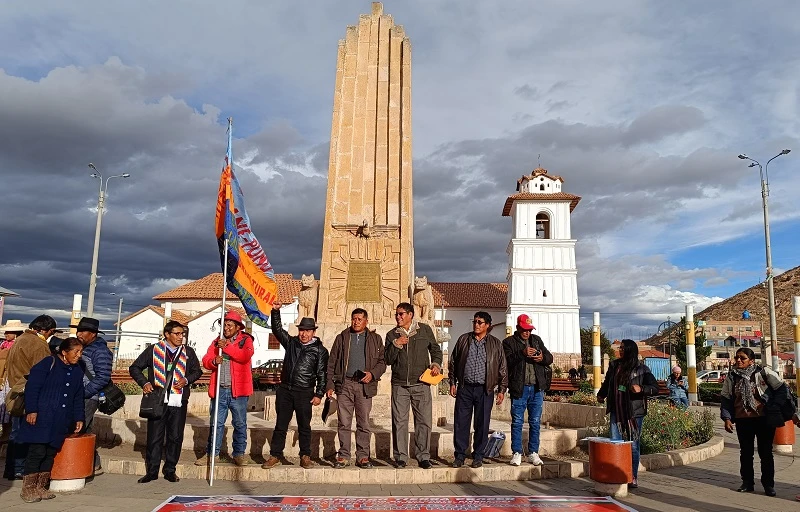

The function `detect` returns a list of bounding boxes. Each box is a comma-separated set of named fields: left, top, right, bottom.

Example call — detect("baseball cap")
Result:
left=517, top=314, right=535, bottom=331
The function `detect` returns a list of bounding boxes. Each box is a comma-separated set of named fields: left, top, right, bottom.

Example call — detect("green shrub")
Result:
left=578, top=380, right=594, bottom=394
left=698, top=383, right=723, bottom=403
left=639, top=401, right=714, bottom=454
left=438, top=378, right=450, bottom=395
left=117, top=382, right=143, bottom=395
left=566, top=391, right=599, bottom=405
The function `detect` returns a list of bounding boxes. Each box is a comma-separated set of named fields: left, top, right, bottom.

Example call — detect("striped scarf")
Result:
left=153, top=341, right=187, bottom=395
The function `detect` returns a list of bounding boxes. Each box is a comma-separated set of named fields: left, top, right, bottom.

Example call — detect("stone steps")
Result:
left=97, top=445, right=588, bottom=484
left=91, top=412, right=588, bottom=460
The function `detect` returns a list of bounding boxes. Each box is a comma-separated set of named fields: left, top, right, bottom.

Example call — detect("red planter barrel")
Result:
left=51, top=433, right=95, bottom=481
left=774, top=420, right=795, bottom=454
left=589, top=438, right=633, bottom=484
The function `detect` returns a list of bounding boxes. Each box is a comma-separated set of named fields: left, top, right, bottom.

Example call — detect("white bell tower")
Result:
left=502, top=168, right=581, bottom=356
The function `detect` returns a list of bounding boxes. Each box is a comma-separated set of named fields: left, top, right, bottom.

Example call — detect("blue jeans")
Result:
left=510, top=385, right=544, bottom=454
left=206, top=387, right=248, bottom=457
left=609, top=413, right=644, bottom=480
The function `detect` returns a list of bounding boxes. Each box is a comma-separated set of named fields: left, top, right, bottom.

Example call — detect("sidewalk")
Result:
left=1, top=419, right=799, bottom=511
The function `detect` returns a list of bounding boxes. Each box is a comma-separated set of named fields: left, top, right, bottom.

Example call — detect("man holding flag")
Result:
left=195, top=311, right=254, bottom=467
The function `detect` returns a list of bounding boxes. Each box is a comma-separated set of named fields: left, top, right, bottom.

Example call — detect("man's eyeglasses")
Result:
left=168, top=331, right=186, bottom=337
left=472, top=320, right=486, bottom=325
left=395, top=312, right=409, bottom=317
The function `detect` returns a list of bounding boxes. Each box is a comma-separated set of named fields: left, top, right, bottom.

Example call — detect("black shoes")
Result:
left=356, top=458, right=373, bottom=469
left=164, top=473, right=180, bottom=482
left=452, top=459, right=464, bottom=468
left=736, top=484, right=754, bottom=493
left=395, top=460, right=407, bottom=469
left=470, top=459, right=483, bottom=468
left=764, top=487, right=776, bottom=497
left=419, top=460, right=432, bottom=469
left=137, top=474, right=158, bottom=483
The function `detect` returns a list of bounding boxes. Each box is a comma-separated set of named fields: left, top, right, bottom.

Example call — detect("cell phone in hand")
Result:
left=353, top=370, right=367, bottom=381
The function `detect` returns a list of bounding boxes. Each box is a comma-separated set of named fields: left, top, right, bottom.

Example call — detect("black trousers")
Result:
left=735, top=416, right=776, bottom=488
left=145, top=404, right=188, bottom=477
left=23, top=443, right=58, bottom=475
left=81, top=398, right=101, bottom=468
left=453, top=383, right=494, bottom=461
left=270, top=386, right=314, bottom=457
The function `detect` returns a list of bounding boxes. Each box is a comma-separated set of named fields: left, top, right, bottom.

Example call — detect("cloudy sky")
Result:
left=1, top=1, right=798, bottom=339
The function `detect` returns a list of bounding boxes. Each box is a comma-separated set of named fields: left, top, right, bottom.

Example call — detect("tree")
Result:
left=673, top=316, right=713, bottom=371
left=579, top=327, right=615, bottom=365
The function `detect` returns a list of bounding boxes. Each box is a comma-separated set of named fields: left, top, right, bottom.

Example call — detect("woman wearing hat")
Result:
left=667, top=365, right=689, bottom=408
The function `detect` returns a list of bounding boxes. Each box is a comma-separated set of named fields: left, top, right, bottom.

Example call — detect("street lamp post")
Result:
left=86, top=163, right=130, bottom=317
left=737, top=149, right=791, bottom=370
left=110, top=292, right=124, bottom=369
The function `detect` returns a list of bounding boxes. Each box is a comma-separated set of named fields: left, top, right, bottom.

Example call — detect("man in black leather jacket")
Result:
left=262, top=305, right=329, bottom=470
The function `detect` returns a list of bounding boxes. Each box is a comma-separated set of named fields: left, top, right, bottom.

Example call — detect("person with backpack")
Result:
left=720, top=347, right=787, bottom=497
left=502, top=314, right=552, bottom=467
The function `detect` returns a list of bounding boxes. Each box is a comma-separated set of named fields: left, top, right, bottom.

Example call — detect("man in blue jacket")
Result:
left=73, top=317, right=112, bottom=474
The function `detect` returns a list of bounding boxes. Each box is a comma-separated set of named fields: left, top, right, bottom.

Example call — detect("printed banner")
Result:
left=153, top=496, right=637, bottom=512
left=215, top=120, right=277, bottom=327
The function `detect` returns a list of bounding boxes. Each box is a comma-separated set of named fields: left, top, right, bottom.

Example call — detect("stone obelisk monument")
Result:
left=317, top=2, right=414, bottom=339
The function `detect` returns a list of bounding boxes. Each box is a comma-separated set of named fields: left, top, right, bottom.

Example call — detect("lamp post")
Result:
left=86, top=163, right=130, bottom=317
left=737, top=149, right=791, bottom=370
left=110, top=292, right=124, bottom=369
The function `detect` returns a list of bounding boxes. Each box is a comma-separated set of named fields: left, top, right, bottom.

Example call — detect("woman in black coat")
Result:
left=597, top=339, right=659, bottom=489
left=17, top=337, right=85, bottom=502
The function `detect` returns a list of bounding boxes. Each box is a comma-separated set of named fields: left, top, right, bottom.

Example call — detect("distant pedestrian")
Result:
left=449, top=311, right=507, bottom=468
left=721, top=347, right=783, bottom=497
left=597, top=339, right=659, bottom=489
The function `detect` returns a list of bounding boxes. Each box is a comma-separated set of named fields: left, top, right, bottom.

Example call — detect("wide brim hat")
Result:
left=0, top=319, right=27, bottom=333
left=69, top=317, right=104, bottom=334
left=297, top=317, right=318, bottom=330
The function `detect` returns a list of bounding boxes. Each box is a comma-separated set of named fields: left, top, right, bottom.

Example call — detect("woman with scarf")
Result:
left=720, top=347, right=783, bottom=497
left=597, top=339, right=659, bottom=489
left=129, top=321, right=202, bottom=483
left=16, top=337, right=85, bottom=502
left=667, top=365, right=689, bottom=408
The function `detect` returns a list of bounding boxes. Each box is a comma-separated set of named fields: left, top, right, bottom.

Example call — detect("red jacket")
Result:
left=202, top=331, right=254, bottom=398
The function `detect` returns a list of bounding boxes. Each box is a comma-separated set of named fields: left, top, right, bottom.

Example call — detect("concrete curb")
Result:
left=639, top=435, right=725, bottom=471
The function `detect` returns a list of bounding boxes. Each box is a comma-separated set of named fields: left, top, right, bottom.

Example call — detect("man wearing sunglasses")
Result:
left=384, top=302, right=442, bottom=469
left=448, top=312, right=507, bottom=468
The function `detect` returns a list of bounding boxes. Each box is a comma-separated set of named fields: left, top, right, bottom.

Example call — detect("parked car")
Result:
left=697, top=369, right=728, bottom=382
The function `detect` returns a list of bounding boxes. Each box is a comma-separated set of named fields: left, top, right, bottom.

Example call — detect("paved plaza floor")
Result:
left=1, top=419, right=799, bottom=511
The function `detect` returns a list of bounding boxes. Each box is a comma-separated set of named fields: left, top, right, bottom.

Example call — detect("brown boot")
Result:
left=37, top=471, right=56, bottom=500
left=300, top=455, right=314, bottom=469
left=20, top=473, right=41, bottom=503
left=261, top=456, right=281, bottom=469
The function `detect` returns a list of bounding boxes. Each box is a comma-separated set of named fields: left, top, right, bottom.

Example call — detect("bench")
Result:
left=548, top=377, right=670, bottom=396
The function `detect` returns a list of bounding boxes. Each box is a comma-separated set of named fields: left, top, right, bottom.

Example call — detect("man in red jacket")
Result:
left=195, top=311, right=254, bottom=466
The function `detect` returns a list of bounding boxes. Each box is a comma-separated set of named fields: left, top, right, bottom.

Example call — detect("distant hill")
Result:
left=645, top=265, right=800, bottom=350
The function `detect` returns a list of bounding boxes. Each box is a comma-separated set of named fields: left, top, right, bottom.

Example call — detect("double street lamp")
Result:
left=737, top=149, right=791, bottom=369
left=86, top=163, right=131, bottom=317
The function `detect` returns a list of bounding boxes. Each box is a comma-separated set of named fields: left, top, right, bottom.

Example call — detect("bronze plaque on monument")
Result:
left=346, top=262, right=382, bottom=302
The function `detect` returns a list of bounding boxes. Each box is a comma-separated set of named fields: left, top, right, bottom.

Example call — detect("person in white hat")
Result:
left=1, top=320, right=27, bottom=443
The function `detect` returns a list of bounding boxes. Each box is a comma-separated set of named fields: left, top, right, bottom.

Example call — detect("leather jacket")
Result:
left=502, top=331, right=553, bottom=398
left=448, top=332, right=508, bottom=394
left=271, top=310, right=329, bottom=397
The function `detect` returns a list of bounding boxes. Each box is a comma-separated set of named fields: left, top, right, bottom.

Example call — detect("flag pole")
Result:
left=210, top=117, right=233, bottom=486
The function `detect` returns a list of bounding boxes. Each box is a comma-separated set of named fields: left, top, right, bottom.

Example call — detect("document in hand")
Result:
left=419, top=368, right=444, bottom=386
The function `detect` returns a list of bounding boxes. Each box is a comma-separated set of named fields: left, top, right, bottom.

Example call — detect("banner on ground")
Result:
left=153, top=495, right=637, bottom=512
left=215, top=120, right=277, bottom=327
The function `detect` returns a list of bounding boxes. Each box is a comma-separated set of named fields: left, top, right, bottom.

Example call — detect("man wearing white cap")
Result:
left=502, top=314, right=553, bottom=467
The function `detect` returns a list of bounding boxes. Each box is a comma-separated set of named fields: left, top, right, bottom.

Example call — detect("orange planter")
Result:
left=774, top=420, right=796, bottom=446
left=51, top=434, right=95, bottom=480
left=589, top=438, right=633, bottom=484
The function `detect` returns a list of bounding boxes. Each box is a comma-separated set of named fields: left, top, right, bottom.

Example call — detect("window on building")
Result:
left=716, top=352, right=729, bottom=359
left=726, top=326, right=733, bottom=332
left=268, top=334, right=280, bottom=350
left=535, top=213, right=550, bottom=239
left=711, top=326, right=717, bottom=331
left=745, top=326, right=752, bottom=331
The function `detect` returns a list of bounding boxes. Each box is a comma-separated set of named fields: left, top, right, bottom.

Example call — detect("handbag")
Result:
left=139, top=386, right=167, bottom=420
left=82, top=363, right=125, bottom=415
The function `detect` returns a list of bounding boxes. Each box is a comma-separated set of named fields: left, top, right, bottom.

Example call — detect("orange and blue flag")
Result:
left=214, top=119, right=277, bottom=327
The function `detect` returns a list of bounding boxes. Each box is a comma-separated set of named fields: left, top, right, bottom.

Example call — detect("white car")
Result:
left=697, top=370, right=728, bottom=382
